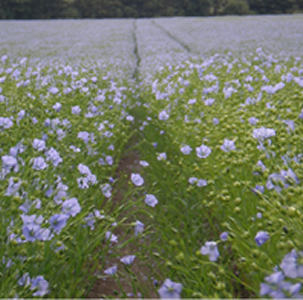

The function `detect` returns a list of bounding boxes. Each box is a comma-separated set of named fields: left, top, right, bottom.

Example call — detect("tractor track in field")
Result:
left=132, top=19, right=141, bottom=80
left=151, top=20, right=193, bottom=53
left=87, top=20, right=158, bottom=299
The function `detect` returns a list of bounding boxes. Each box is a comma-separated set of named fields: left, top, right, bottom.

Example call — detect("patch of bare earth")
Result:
left=87, top=141, right=159, bottom=298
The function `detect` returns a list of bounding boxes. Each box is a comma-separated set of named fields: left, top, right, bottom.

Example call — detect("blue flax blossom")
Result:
left=104, top=265, right=117, bottom=276
left=30, top=276, right=49, bottom=297
left=32, top=157, right=48, bottom=170
left=139, top=160, right=149, bottom=167
left=266, top=168, right=299, bottom=193
left=77, top=131, right=90, bottom=144
left=32, top=139, right=46, bottom=151
left=158, top=110, right=169, bottom=121
left=77, top=164, right=97, bottom=189
left=49, top=87, right=59, bottom=94
left=18, top=273, right=31, bottom=286
left=158, top=278, right=183, bottom=299
left=61, top=198, right=81, bottom=217
left=101, top=183, right=112, bottom=198
left=2, top=155, right=18, bottom=172
left=249, top=117, right=259, bottom=125
left=145, top=194, right=158, bottom=207
left=134, top=220, right=144, bottom=236
left=78, top=163, right=91, bottom=175
left=188, top=98, right=196, bottom=105
left=260, top=269, right=303, bottom=298
left=0, top=117, right=13, bottom=129
left=220, top=232, right=228, bottom=241
left=120, top=255, right=136, bottom=265
left=105, top=231, right=118, bottom=243
left=53, top=102, right=62, bottom=112
left=22, top=224, right=42, bottom=242
left=5, top=177, right=21, bottom=196
left=200, top=241, right=220, bottom=262
left=157, top=152, right=167, bottom=161
left=197, top=179, right=207, bottom=187
left=196, top=145, right=211, bottom=158
left=205, top=98, right=215, bottom=106
left=212, top=118, right=219, bottom=125
left=252, top=185, right=265, bottom=195
left=180, top=145, right=192, bottom=155
left=261, top=82, right=285, bottom=94
left=255, top=231, right=269, bottom=246
left=220, top=139, right=236, bottom=152
left=224, top=86, right=237, bottom=99
left=49, top=214, right=69, bottom=234
left=252, top=127, right=276, bottom=140
left=188, top=177, right=198, bottom=184
left=283, top=120, right=295, bottom=133
left=105, top=155, right=113, bottom=165
left=131, top=173, right=144, bottom=186
left=84, top=212, right=96, bottom=230
left=280, top=249, right=303, bottom=279
left=72, top=105, right=81, bottom=115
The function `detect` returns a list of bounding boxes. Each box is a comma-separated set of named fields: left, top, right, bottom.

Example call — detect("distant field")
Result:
left=1, top=15, right=303, bottom=78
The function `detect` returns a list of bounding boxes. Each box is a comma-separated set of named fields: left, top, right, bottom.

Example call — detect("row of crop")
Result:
left=135, top=50, right=303, bottom=298
left=0, top=56, right=139, bottom=297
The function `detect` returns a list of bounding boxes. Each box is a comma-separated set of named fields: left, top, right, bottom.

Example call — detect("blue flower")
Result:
left=49, top=214, right=69, bottom=234
left=158, top=278, right=183, bottom=299
left=120, top=255, right=136, bottom=265
left=280, top=249, right=303, bottom=279
left=2, top=155, right=18, bottom=171
left=180, top=145, right=192, bottom=155
left=197, top=179, right=207, bottom=187
left=18, top=273, right=31, bottom=286
left=45, top=147, right=62, bottom=167
left=22, top=224, right=41, bottom=242
left=61, top=198, right=81, bottom=217
left=220, top=139, right=236, bottom=152
left=131, top=173, right=144, bottom=186
left=157, top=152, right=167, bottom=161
left=32, top=157, right=48, bottom=170
left=196, top=145, right=211, bottom=158
left=252, top=127, right=276, bottom=140
left=72, top=105, right=81, bottom=115
left=5, top=177, right=21, bottom=196
left=134, top=220, right=144, bottom=236
left=30, top=275, right=49, bottom=296
left=220, top=232, right=228, bottom=241
left=84, top=212, right=96, bottom=230
left=145, top=194, right=158, bottom=207
left=49, top=87, right=59, bottom=94
left=205, top=98, right=215, bottom=106
left=105, top=231, right=118, bottom=243
left=249, top=117, right=259, bottom=125
left=200, top=241, right=220, bottom=261
left=32, top=138, right=46, bottom=151
left=255, top=231, right=269, bottom=246
left=101, top=183, right=112, bottom=198
left=212, top=118, right=219, bottom=125
left=104, top=265, right=117, bottom=276
left=158, top=110, right=169, bottom=121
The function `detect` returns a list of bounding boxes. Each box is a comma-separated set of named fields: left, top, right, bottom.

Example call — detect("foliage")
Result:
left=223, top=0, right=250, bottom=15
left=0, top=0, right=302, bottom=19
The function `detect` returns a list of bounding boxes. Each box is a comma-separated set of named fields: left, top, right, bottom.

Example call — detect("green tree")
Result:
left=223, top=0, right=250, bottom=15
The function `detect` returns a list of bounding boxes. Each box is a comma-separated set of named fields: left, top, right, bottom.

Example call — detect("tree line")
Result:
left=1, top=0, right=303, bottom=19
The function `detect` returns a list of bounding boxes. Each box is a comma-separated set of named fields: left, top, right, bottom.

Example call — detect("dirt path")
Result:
left=86, top=134, right=158, bottom=298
